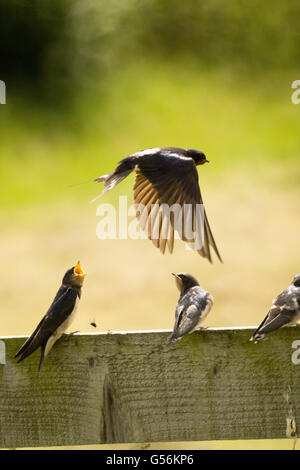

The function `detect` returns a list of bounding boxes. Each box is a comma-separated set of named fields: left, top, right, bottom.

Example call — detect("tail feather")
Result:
left=91, top=158, right=136, bottom=203
left=249, top=333, right=264, bottom=343
left=166, top=333, right=180, bottom=344
left=15, top=320, right=44, bottom=360
left=93, top=174, right=110, bottom=183
left=90, top=172, right=125, bottom=203
left=16, top=336, right=41, bottom=364
left=16, top=336, right=47, bottom=374
left=37, top=345, right=46, bottom=374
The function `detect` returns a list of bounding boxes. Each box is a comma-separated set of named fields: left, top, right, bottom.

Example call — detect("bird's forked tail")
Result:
left=90, top=157, right=136, bottom=203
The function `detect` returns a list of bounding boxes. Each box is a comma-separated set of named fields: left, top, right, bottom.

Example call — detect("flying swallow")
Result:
left=250, top=274, right=300, bottom=343
left=15, top=261, right=86, bottom=373
left=167, top=273, right=214, bottom=343
left=92, top=147, right=222, bottom=263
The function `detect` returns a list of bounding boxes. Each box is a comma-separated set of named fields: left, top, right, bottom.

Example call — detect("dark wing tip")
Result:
left=14, top=345, right=26, bottom=359
left=37, top=348, right=45, bottom=374
left=166, top=334, right=179, bottom=344
left=249, top=334, right=261, bottom=344
left=214, top=246, right=223, bottom=263
left=16, top=354, right=25, bottom=363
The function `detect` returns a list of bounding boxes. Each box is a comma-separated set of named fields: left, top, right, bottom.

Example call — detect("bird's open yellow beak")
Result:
left=74, top=261, right=86, bottom=277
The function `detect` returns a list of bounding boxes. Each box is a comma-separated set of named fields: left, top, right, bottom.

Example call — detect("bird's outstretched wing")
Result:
left=15, top=287, right=78, bottom=367
left=133, top=151, right=222, bottom=262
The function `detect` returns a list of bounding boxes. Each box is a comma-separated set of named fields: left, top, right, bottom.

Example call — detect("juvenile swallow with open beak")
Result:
left=167, top=273, right=214, bottom=343
left=15, top=261, right=86, bottom=373
left=250, top=274, right=300, bottom=343
left=92, top=147, right=222, bottom=263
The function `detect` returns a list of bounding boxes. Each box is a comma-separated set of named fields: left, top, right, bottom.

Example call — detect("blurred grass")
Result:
left=1, top=60, right=300, bottom=209
left=1, top=61, right=300, bottom=450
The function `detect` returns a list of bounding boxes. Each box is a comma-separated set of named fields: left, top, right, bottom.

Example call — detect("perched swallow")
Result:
left=92, top=147, right=222, bottom=263
left=250, top=274, right=300, bottom=343
left=167, top=273, right=214, bottom=343
left=15, top=261, right=86, bottom=373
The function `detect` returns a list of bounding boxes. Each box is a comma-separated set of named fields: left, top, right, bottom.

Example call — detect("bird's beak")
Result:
left=205, top=159, right=210, bottom=163
left=172, top=273, right=183, bottom=292
left=74, top=261, right=86, bottom=277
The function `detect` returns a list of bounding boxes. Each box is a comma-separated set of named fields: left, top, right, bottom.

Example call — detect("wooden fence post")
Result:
left=0, top=327, right=299, bottom=447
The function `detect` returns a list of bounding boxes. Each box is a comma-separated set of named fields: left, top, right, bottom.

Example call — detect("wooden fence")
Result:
left=0, top=327, right=300, bottom=448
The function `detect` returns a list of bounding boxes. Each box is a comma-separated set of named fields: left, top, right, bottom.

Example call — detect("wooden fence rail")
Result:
left=0, top=327, right=300, bottom=448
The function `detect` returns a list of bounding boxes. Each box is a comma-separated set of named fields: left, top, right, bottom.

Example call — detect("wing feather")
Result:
left=133, top=152, right=221, bottom=262
left=253, top=307, right=293, bottom=337
left=15, top=287, right=78, bottom=363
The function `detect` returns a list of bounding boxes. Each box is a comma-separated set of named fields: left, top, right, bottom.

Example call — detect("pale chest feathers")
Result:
left=44, top=296, right=80, bottom=357
left=201, top=293, right=214, bottom=320
left=289, top=309, right=300, bottom=325
left=193, top=293, right=214, bottom=329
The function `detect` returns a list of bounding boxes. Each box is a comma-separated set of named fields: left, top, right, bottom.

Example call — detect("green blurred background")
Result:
left=1, top=0, right=300, bottom=450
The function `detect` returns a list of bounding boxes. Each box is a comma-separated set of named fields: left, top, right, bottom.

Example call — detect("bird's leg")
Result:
left=195, top=326, right=208, bottom=331
left=65, top=330, right=80, bottom=336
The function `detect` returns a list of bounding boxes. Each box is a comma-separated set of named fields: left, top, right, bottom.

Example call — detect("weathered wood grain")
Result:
left=0, top=327, right=300, bottom=447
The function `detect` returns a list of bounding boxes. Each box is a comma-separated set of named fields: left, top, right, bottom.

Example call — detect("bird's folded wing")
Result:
left=133, top=152, right=222, bottom=262
left=15, top=287, right=78, bottom=362
left=174, top=304, right=201, bottom=338
left=253, top=307, right=293, bottom=337
left=14, top=316, right=46, bottom=359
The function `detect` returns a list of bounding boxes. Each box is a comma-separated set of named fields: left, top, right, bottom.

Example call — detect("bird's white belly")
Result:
left=192, top=294, right=214, bottom=331
left=200, top=294, right=214, bottom=321
left=44, top=297, right=80, bottom=357
left=290, top=309, right=300, bottom=326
